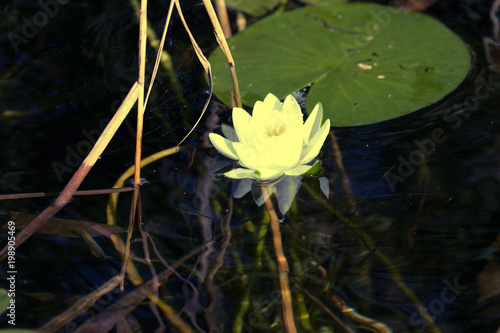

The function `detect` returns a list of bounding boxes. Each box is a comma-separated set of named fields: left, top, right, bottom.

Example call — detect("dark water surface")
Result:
left=1, top=0, right=500, bottom=332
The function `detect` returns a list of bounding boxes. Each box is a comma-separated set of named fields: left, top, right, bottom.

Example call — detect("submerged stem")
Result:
left=262, top=186, right=297, bottom=333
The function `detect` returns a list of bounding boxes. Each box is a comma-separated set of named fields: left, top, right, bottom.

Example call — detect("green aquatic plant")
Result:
left=209, top=93, right=330, bottom=181
left=209, top=93, right=330, bottom=215
left=209, top=93, right=331, bottom=332
left=209, top=2, right=471, bottom=126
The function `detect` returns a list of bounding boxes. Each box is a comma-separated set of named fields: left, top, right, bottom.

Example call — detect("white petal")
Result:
left=232, top=178, right=252, bottom=198
left=232, top=107, right=251, bottom=145
left=275, top=176, right=302, bottom=215
left=221, top=123, right=238, bottom=142
left=233, top=141, right=260, bottom=170
left=268, top=124, right=303, bottom=170
left=282, top=95, right=303, bottom=121
left=300, top=119, right=330, bottom=165
left=250, top=100, right=265, bottom=124
left=252, top=94, right=282, bottom=126
left=210, top=153, right=232, bottom=173
left=262, top=93, right=282, bottom=111
left=209, top=133, right=238, bottom=160
left=253, top=168, right=284, bottom=181
left=319, top=177, right=330, bottom=199
left=303, top=102, right=323, bottom=146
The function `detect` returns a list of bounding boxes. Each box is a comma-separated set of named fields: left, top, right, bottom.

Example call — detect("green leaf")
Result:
left=302, top=160, right=322, bottom=177
left=209, top=3, right=470, bottom=126
left=0, top=289, right=10, bottom=312
left=299, top=0, right=348, bottom=4
left=225, top=0, right=281, bottom=16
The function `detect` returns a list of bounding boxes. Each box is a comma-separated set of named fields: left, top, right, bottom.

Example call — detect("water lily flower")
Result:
left=209, top=93, right=330, bottom=181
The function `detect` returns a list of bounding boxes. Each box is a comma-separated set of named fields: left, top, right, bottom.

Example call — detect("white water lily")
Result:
left=209, top=93, right=330, bottom=181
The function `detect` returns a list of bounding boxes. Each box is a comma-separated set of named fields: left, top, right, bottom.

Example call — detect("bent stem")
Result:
left=0, top=82, right=141, bottom=261
left=262, top=186, right=297, bottom=333
left=202, top=0, right=241, bottom=107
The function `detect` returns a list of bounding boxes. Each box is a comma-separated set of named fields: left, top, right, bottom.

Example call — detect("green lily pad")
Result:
left=299, top=0, right=348, bottom=4
left=209, top=3, right=471, bottom=126
left=225, top=0, right=281, bottom=17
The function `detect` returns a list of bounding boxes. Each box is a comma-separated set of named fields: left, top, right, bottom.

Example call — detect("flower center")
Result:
left=266, top=123, right=286, bottom=137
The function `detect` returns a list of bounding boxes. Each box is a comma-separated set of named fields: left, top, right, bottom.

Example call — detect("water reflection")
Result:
left=0, top=0, right=500, bottom=332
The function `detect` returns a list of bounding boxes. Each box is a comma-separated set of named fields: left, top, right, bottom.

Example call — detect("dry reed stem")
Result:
left=174, top=0, right=213, bottom=147
left=74, top=247, right=199, bottom=333
left=0, top=82, right=141, bottom=260
left=0, top=187, right=132, bottom=200
left=129, top=0, right=184, bottom=101
left=236, top=11, right=246, bottom=32
left=40, top=276, right=123, bottom=332
left=202, top=0, right=241, bottom=108
left=119, top=0, right=149, bottom=291
left=214, top=0, right=232, bottom=38
left=105, top=147, right=193, bottom=331
left=144, top=0, right=175, bottom=108
left=106, top=147, right=182, bottom=229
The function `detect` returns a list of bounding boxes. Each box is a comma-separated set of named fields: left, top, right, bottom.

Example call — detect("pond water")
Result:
left=0, top=0, right=500, bottom=332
